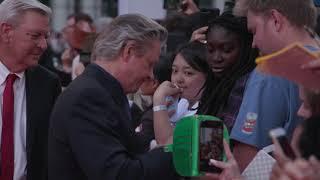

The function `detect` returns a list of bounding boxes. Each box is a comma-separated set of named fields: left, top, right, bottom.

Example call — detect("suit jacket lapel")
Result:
left=25, top=68, right=37, bottom=159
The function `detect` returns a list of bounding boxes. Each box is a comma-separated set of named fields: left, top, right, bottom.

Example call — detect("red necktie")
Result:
left=1, top=74, right=17, bottom=180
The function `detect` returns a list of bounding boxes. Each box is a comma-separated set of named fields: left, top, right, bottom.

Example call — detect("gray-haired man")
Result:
left=48, top=14, right=179, bottom=180
left=0, top=0, right=61, bottom=180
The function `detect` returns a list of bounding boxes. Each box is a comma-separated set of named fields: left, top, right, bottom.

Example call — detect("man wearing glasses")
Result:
left=0, top=0, right=61, bottom=180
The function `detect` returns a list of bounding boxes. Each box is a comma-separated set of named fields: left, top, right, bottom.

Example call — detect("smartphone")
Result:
left=269, top=128, right=296, bottom=159
left=163, top=0, right=181, bottom=10
left=199, top=121, right=223, bottom=173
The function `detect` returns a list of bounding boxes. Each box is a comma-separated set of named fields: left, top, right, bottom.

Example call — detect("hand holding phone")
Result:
left=199, top=121, right=224, bottom=173
left=269, top=128, right=296, bottom=160
left=204, top=140, right=241, bottom=179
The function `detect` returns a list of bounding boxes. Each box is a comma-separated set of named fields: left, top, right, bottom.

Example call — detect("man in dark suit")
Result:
left=48, top=14, right=180, bottom=180
left=0, top=1, right=61, bottom=180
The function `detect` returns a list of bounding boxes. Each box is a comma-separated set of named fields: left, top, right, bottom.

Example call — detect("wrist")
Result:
left=153, top=105, right=167, bottom=112
left=153, top=94, right=166, bottom=106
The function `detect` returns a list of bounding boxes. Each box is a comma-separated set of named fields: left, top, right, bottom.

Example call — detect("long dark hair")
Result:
left=173, top=41, right=212, bottom=98
left=198, top=13, right=258, bottom=115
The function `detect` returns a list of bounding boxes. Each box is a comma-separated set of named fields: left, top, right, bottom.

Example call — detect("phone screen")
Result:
left=277, top=136, right=296, bottom=159
left=199, top=121, right=223, bottom=173
left=269, top=128, right=296, bottom=160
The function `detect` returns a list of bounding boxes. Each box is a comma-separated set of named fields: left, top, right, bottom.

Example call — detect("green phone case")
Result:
left=164, top=115, right=230, bottom=177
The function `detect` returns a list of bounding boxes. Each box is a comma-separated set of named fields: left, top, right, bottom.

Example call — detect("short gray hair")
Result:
left=0, top=0, right=51, bottom=26
left=92, top=13, right=168, bottom=61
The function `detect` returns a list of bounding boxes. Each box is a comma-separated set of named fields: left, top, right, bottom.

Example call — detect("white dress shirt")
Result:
left=0, top=61, right=27, bottom=180
left=71, top=55, right=80, bottom=80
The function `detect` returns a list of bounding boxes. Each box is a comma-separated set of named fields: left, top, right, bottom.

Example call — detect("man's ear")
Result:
left=269, top=9, right=285, bottom=33
left=151, top=79, right=160, bottom=93
left=152, top=79, right=160, bottom=89
left=0, top=23, right=13, bottom=43
left=120, top=40, right=136, bottom=63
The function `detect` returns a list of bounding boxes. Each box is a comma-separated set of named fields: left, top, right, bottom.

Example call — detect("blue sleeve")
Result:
left=230, top=73, right=297, bottom=149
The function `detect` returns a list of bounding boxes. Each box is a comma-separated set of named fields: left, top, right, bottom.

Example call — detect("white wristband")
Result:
left=153, top=105, right=167, bottom=112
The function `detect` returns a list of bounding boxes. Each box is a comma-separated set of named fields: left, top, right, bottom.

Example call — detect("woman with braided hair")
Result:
left=197, top=13, right=257, bottom=131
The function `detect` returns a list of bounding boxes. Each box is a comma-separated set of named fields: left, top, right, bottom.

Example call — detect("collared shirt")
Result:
left=217, top=73, right=251, bottom=131
left=0, top=61, right=27, bottom=180
left=71, top=54, right=80, bottom=80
